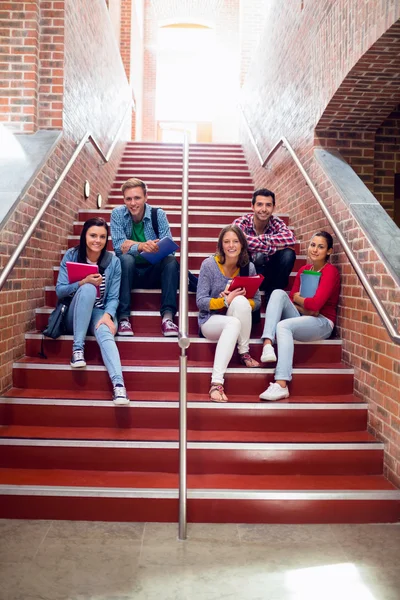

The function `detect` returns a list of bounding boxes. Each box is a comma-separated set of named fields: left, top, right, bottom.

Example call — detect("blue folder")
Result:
left=140, top=237, right=179, bottom=265
left=299, top=270, right=321, bottom=298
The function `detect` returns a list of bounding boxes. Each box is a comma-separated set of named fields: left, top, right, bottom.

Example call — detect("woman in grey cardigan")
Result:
left=196, top=225, right=261, bottom=402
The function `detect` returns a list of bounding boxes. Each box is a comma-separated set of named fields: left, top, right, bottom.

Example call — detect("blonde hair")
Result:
left=121, top=178, right=147, bottom=196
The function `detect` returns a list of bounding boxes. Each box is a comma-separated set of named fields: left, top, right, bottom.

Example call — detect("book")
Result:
left=140, top=237, right=179, bottom=265
left=299, top=270, right=321, bottom=298
left=66, top=262, right=100, bottom=297
left=228, top=275, right=264, bottom=298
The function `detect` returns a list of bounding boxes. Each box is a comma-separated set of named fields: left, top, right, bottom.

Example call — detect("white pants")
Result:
left=200, top=295, right=252, bottom=385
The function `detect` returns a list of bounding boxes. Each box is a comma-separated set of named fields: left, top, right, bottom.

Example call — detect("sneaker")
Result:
left=113, top=385, right=130, bottom=406
left=259, top=382, right=290, bottom=401
left=161, top=319, right=179, bottom=337
left=117, top=319, right=134, bottom=337
left=260, top=344, right=277, bottom=363
left=70, top=350, right=86, bottom=368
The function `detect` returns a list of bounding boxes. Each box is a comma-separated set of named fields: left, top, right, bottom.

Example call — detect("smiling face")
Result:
left=308, top=235, right=332, bottom=265
left=123, top=185, right=147, bottom=222
left=252, top=195, right=274, bottom=228
left=86, top=225, right=107, bottom=255
left=222, top=230, right=242, bottom=261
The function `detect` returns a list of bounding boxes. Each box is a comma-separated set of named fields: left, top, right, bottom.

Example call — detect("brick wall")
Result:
left=374, top=105, right=400, bottom=221
left=240, top=0, right=400, bottom=486
left=0, top=1, right=41, bottom=132
left=0, top=0, right=131, bottom=393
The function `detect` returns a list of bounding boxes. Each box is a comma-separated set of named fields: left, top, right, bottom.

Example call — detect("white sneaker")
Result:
left=260, top=344, right=277, bottom=363
left=259, top=382, right=289, bottom=401
left=113, top=386, right=130, bottom=406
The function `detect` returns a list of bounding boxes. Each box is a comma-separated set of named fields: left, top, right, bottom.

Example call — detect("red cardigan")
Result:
left=289, top=263, right=341, bottom=324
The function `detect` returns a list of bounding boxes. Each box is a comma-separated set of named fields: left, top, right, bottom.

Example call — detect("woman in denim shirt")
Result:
left=56, top=217, right=128, bottom=405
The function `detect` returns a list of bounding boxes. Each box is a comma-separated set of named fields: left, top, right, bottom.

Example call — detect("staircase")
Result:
left=0, top=142, right=399, bottom=523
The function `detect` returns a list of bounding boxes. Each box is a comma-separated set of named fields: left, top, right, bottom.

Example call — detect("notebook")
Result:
left=66, top=262, right=100, bottom=297
left=299, top=270, right=321, bottom=298
left=228, top=275, right=264, bottom=298
left=140, top=237, right=179, bottom=265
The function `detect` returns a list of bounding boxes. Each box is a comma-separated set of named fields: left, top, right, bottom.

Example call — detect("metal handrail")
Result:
left=239, top=108, right=400, bottom=344
left=178, top=133, right=190, bottom=540
left=0, top=101, right=133, bottom=292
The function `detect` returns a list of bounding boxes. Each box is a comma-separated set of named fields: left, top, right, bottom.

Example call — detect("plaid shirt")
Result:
left=233, top=213, right=296, bottom=261
left=110, top=204, right=173, bottom=257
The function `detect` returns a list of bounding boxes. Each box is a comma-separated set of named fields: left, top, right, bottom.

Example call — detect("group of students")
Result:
left=55, top=179, right=340, bottom=406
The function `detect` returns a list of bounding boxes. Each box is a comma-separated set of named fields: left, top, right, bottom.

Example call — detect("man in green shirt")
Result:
left=110, top=178, right=179, bottom=337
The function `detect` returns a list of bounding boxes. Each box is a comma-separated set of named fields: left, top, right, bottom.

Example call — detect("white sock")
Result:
left=162, top=311, right=173, bottom=323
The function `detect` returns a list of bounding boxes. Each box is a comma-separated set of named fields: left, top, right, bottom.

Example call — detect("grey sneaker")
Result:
left=113, top=386, right=130, bottom=406
left=70, top=350, right=86, bottom=368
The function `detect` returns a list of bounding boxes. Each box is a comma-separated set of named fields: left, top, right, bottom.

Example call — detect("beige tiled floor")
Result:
left=0, top=520, right=400, bottom=600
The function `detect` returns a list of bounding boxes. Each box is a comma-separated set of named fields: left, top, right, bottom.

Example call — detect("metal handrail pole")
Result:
left=280, top=137, right=400, bottom=344
left=178, top=132, right=190, bottom=540
left=238, top=106, right=399, bottom=344
left=0, top=102, right=133, bottom=293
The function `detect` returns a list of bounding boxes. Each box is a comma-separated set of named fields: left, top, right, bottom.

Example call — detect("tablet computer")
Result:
left=140, top=237, right=179, bottom=264
left=228, top=275, right=264, bottom=297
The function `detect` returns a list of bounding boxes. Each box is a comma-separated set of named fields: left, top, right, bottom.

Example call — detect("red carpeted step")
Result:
left=12, top=359, right=354, bottom=396
left=0, top=395, right=366, bottom=431
left=25, top=333, right=343, bottom=365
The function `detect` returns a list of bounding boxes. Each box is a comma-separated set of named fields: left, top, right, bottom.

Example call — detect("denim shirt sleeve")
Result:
left=110, top=207, right=128, bottom=258
left=103, top=256, right=121, bottom=318
left=55, top=248, right=80, bottom=300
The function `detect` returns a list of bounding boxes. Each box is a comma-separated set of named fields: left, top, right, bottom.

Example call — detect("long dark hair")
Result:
left=216, top=225, right=249, bottom=268
left=76, top=217, right=109, bottom=264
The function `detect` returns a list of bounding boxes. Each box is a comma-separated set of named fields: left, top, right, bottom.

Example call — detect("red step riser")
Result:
left=13, top=368, right=354, bottom=396
left=1, top=495, right=398, bottom=523
left=52, top=266, right=295, bottom=286
left=73, top=219, right=291, bottom=233
left=78, top=212, right=273, bottom=225
left=117, top=166, right=250, bottom=174
left=0, top=403, right=365, bottom=432
left=0, top=495, right=178, bottom=522
left=25, top=336, right=342, bottom=365
left=0, top=446, right=382, bottom=474
left=37, top=304, right=293, bottom=335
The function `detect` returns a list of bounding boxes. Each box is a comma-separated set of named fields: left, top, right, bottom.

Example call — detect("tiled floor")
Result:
left=0, top=520, right=399, bottom=600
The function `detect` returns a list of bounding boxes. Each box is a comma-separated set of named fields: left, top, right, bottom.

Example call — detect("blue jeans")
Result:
left=118, top=254, right=179, bottom=320
left=254, top=247, right=296, bottom=303
left=261, top=289, right=333, bottom=382
left=65, top=284, right=124, bottom=387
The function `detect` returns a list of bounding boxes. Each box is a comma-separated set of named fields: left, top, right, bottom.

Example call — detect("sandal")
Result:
left=209, top=383, right=228, bottom=403
left=239, top=352, right=260, bottom=368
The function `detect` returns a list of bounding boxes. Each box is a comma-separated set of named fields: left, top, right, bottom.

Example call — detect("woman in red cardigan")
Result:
left=259, top=231, right=340, bottom=401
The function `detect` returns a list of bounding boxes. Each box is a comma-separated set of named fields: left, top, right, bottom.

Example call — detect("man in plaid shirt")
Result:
left=233, top=188, right=296, bottom=302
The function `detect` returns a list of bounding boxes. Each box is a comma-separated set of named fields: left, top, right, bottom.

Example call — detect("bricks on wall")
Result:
left=0, top=0, right=131, bottom=393
left=240, top=0, right=400, bottom=487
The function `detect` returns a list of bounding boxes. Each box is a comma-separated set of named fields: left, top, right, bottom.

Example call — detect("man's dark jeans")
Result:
left=118, top=253, right=179, bottom=320
left=253, top=247, right=296, bottom=304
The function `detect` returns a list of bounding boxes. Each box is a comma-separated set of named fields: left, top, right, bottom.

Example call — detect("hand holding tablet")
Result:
left=227, top=275, right=264, bottom=297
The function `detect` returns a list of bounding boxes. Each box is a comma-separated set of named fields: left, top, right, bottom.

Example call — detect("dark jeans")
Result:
left=118, top=254, right=179, bottom=320
left=254, top=248, right=296, bottom=304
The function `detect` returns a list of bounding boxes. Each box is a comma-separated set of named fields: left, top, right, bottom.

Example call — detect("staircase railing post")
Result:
left=178, top=132, right=190, bottom=540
